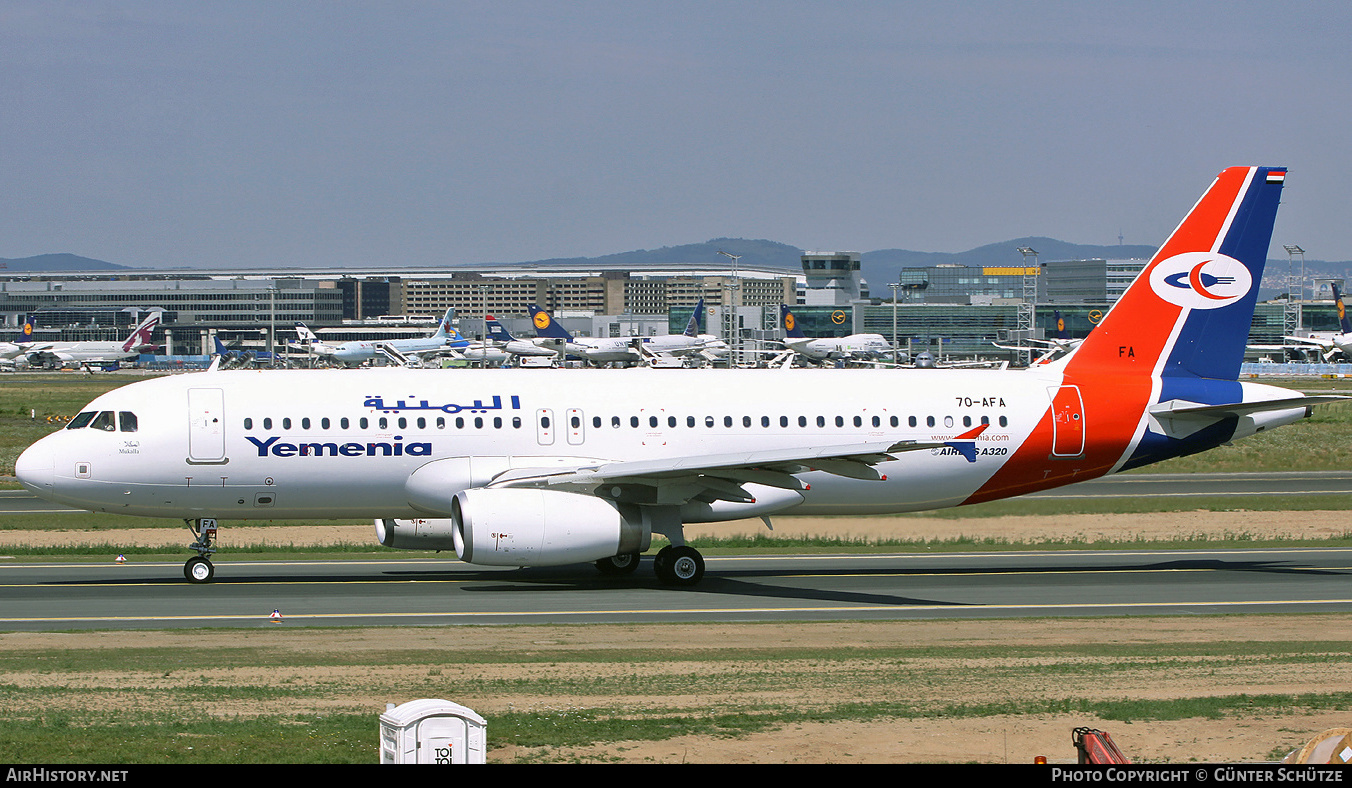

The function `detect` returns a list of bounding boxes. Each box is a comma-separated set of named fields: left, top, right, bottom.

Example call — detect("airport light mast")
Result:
left=1284, top=244, right=1305, bottom=360
left=888, top=282, right=902, bottom=366
left=1016, top=246, right=1038, bottom=367
left=717, top=251, right=741, bottom=367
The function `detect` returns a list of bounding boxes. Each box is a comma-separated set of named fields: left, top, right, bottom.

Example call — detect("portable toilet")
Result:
left=379, top=699, right=487, bottom=764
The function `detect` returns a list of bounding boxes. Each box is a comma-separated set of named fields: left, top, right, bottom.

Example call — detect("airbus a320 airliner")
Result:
left=15, top=166, right=1343, bottom=585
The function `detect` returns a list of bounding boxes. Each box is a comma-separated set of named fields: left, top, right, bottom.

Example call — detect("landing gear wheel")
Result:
left=655, top=545, right=704, bottom=586
left=595, top=552, right=641, bottom=576
left=184, top=556, right=215, bottom=584
left=652, top=545, right=673, bottom=580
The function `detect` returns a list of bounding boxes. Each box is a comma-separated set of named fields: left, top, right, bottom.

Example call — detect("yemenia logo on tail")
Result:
left=1148, top=252, right=1251, bottom=310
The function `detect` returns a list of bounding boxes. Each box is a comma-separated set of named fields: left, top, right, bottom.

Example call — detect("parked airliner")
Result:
left=484, top=316, right=564, bottom=359
left=19, top=313, right=160, bottom=367
left=528, top=300, right=719, bottom=365
left=0, top=320, right=35, bottom=363
left=15, top=167, right=1343, bottom=586
left=779, top=305, right=893, bottom=362
left=294, top=309, right=463, bottom=366
left=1282, top=283, right=1352, bottom=361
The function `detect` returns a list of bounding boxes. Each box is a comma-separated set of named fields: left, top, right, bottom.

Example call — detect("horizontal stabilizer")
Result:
left=1148, top=395, right=1347, bottom=439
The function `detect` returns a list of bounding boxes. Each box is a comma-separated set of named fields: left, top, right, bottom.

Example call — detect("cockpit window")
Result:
left=66, top=411, right=97, bottom=430
left=119, top=412, right=138, bottom=433
left=89, top=412, right=116, bottom=432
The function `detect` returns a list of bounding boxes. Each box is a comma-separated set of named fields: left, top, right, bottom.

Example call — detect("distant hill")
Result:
left=487, top=238, right=806, bottom=271
left=0, top=253, right=127, bottom=272
left=493, top=236, right=1162, bottom=288
left=5, top=244, right=1350, bottom=295
left=860, top=236, right=1159, bottom=289
left=488, top=236, right=1163, bottom=285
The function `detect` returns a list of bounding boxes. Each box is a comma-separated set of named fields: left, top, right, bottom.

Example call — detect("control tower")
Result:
left=801, top=251, right=863, bottom=306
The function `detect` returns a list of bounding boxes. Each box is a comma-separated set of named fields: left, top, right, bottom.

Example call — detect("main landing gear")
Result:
left=594, top=544, right=706, bottom=586
left=184, top=518, right=218, bottom=583
left=653, top=544, right=705, bottom=586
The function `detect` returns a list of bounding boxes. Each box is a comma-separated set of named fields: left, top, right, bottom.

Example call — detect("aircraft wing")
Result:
left=1282, top=335, right=1336, bottom=348
left=23, top=349, right=72, bottom=363
left=484, top=428, right=989, bottom=506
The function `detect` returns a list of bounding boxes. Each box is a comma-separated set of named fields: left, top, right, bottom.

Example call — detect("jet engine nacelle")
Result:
left=375, top=517, right=457, bottom=551
left=451, top=488, right=650, bottom=567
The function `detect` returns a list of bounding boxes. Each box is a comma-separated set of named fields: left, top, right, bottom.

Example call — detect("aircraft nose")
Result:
left=14, top=436, right=56, bottom=495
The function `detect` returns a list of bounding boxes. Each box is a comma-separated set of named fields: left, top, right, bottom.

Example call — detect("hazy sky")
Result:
left=4, top=1, right=1350, bottom=269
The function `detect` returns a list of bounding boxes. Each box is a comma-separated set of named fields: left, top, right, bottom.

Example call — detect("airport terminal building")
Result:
left=0, top=254, right=1342, bottom=365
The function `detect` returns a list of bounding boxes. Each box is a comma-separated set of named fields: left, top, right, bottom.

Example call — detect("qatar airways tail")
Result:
left=14, top=167, right=1343, bottom=585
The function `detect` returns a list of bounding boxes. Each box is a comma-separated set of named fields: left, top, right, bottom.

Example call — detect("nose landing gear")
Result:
left=183, top=518, right=218, bottom=583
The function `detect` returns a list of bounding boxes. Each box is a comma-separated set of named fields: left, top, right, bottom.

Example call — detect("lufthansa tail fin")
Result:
left=1334, top=283, right=1351, bottom=334
left=1068, top=166, right=1286, bottom=381
left=780, top=304, right=807, bottom=339
left=527, top=304, right=575, bottom=340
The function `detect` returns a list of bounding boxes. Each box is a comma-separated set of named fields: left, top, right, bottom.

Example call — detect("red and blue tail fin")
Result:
left=967, top=167, right=1288, bottom=504
left=1068, top=166, right=1286, bottom=382
left=485, top=315, right=515, bottom=343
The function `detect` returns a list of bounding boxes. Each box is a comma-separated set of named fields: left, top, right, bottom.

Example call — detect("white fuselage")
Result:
left=552, top=333, right=706, bottom=363
left=25, top=341, right=143, bottom=364
left=16, top=366, right=1306, bottom=524
left=18, top=366, right=1055, bottom=520
left=789, top=333, right=893, bottom=360
left=329, top=336, right=454, bottom=365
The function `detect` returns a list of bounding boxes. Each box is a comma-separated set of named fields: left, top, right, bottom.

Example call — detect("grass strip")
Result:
left=4, top=691, right=1351, bottom=763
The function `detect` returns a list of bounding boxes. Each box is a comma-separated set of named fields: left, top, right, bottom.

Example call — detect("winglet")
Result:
left=944, top=423, right=989, bottom=463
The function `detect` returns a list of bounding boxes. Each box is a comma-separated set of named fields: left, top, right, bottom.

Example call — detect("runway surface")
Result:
left=2, top=547, right=1350, bottom=631
left=3, top=470, right=1350, bottom=632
